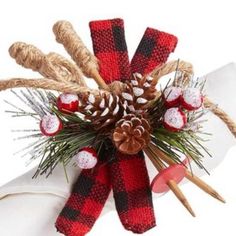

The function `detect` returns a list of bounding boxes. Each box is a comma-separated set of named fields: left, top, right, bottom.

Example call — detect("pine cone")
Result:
left=112, top=114, right=151, bottom=155
left=80, top=92, right=124, bottom=132
left=121, top=73, right=157, bottom=113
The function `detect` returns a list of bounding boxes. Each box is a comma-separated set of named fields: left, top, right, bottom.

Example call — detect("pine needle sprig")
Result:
left=4, top=73, right=211, bottom=178
left=152, top=127, right=211, bottom=174
left=4, top=88, right=100, bottom=178
left=148, top=72, right=211, bottom=174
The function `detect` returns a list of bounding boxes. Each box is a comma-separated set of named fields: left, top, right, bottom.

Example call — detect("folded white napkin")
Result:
left=0, top=63, right=235, bottom=236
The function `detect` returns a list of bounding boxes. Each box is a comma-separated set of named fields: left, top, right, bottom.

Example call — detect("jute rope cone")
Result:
left=46, top=52, right=86, bottom=86
left=0, top=78, right=97, bottom=95
left=53, top=20, right=109, bottom=90
left=9, top=42, right=87, bottom=86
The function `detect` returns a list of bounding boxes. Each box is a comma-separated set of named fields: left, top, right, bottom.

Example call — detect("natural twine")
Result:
left=47, top=52, right=86, bottom=86
left=151, top=60, right=193, bottom=84
left=152, top=60, right=236, bottom=137
left=53, top=21, right=108, bottom=90
left=204, top=97, right=236, bottom=137
left=53, top=20, right=98, bottom=78
left=0, top=78, right=98, bottom=95
left=9, top=42, right=86, bottom=86
left=1, top=20, right=235, bottom=138
left=1, top=59, right=235, bottom=138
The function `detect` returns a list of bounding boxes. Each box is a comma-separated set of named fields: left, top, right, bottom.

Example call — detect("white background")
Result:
left=0, top=0, right=236, bottom=235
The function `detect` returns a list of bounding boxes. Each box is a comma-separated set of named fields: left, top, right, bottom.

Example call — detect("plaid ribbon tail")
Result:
left=89, top=18, right=131, bottom=83
left=90, top=18, right=156, bottom=234
left=55, top=164, right=111, bottom=236
left=131, top=27, right=178, bottom=75
left=109, top=152, right=156, bottom=234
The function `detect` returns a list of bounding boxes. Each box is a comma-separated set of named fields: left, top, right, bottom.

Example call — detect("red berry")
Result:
left=163, top=107, right=187, bottom=132
left=40, top=114, right=63, bottom=136
left=57, top=93, right=79, bottom=113
left=180, top=88, right=203, bottom=111
left=74, top=147, right=98, bottom=169
left=163, top=86, right=182, bottom=108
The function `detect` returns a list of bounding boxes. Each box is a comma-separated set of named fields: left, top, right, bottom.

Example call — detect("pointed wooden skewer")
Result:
left=144, top=147, right=196, bottom=217
left=149, top=142, right=226, bottom=203
left=167, top=180, right=196, bottom=217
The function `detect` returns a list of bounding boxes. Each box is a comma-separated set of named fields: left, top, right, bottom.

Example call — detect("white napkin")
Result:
left=0, top=164, right=80, bottom=200
left=194, top=62, right=236, bottom=175
left=0, top=63, right=235, bottom=236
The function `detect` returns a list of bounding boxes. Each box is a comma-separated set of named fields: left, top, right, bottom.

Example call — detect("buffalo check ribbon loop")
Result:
left=89, top=18, right=131, bottom=83
left=56, top=18, right=178, bottom=236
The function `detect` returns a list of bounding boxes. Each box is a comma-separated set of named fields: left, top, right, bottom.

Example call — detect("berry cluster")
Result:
left=40, top=93, right=80, bottom=136
left=163, top=86, right=203, bottom=132
left=39, top=93, right=97, bottom=169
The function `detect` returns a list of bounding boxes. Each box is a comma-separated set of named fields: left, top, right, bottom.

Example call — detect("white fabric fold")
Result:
left=0, top=165, right=80, bottom=199
left=0, top=165, right=80, bottom=236
left=0, top=164, right=80, bottom=200
left=0, top=63, right=236, bottom=235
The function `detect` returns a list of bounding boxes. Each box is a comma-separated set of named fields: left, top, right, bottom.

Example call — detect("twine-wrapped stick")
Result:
left=46, top=52, right=86, bottom=86
left=53, top=20, right=109, bottom=90
left=9, top=42, right=87, bottom=86
left=144, top=146, right=196, bottom=217
left=149, top=142, right=226, bottom=203
left=151, top=60, right=194, bottom=85
left=0, top=40, right=107, bottom=96
left=204, top=97, right=236, bottom=138
left=0, top=78, right=97, bottom=95
left=1, top=54, right=236, bottom=140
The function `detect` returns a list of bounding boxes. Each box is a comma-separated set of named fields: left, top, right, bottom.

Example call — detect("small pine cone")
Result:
left=80, top=92, right=124, bottom=131
left=112, top=114, right=151, bottom=155
left=121, top=73, right=157, bottom=113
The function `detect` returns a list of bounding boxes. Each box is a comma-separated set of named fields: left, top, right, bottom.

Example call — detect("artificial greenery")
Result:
left=5, top=89, right=102, bottom=178
left=148, top=74, right=211, bottom=173
left=5, top=72, right=211, bottom=178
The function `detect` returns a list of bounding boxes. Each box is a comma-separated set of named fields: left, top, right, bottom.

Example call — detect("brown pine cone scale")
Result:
left=80, top=92, right=124, bottom=132
left=121, top=73, right=157, bottom=113
left=112, top=114, right=151, bottom=155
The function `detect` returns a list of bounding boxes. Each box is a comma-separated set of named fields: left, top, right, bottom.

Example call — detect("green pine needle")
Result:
left=5, top=74, right=212, bottom=179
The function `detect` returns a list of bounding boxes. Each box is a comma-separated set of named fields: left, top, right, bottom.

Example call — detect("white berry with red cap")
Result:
left=163, top=86, right=182, bottom=107
left=180, top=88, right=203, bottom=111
left=163, top=107, right=187, bottom=132
left=74, top=147, right=98, bottom=169
left=40, top=114, right=63, bottom=136
left=57, top=93, right=79, bottom=113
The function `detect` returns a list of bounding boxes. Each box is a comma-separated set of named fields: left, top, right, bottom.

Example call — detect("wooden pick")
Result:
left=167, top=180, right=196, bottom=217
left=149, top=142, right=226, bottom=203
left=91, top=69, right=110, bottom=91
left=144, top=147, right=196, bottom=217
left=185, top=172, right=226, bottom=203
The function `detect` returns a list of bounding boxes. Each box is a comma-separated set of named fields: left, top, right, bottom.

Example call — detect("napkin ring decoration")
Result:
left=0, top=18, right=235, bottom=236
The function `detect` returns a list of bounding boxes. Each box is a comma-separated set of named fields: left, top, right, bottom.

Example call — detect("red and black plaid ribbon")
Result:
left=89, top=18, right=131, bottom=83
left=109, top=152, right=156, bottom=233
left=90, top=18, right=156, bottom=234
left=131, top=27, right=178, bottom=75
left=56, top=18, right=178, bottom=236
left=56, top=162, right=111, bottom=236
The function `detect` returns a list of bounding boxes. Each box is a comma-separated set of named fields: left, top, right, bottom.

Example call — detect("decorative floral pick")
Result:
left=0, top=18, right=235, bottom=236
